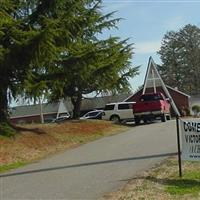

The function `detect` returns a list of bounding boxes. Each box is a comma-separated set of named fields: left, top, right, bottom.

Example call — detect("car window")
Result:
left=104, top=105, right=115, bottom=110
left=84, top=113, right=89, bottom=117
left=88, top=112, right=99, bottom=116
left=140, top=94, right=163, bottom=102
left=55, top=117, right=65, bottom=122
left=58, top=112, right=70, bottom=117
left=118, top=104, right=130, bottom=110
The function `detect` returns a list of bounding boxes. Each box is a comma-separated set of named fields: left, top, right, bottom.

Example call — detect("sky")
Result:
left=102, top=0, right=200, bottom=92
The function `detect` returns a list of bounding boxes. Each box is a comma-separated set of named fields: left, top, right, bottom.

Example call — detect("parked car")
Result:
left=52, top=113, right=70, bottom=123
left=80, top=110, right=103, bottom=120
left=132, top=92, right=171, bottom=125
left=102, top=102, right=136, bottom=123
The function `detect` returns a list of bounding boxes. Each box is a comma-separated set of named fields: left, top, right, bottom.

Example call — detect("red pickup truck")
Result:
left=132, top=92, right=171, bottom=125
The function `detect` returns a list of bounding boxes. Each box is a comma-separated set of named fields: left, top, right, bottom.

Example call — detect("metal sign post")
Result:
left=176, top=116, right=182, bottom=177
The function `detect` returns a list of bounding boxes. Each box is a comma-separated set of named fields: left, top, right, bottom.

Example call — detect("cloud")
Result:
left=135, top=41, right=161, bottom=54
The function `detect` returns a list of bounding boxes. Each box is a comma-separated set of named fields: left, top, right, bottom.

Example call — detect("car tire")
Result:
left=134, top=116, right=140, bottom=125
left=143, top=118, right=148, bottom=124
left=110, top=115, right=120, bottom=123
left=166, top=114, right=171, bottom=120
left=161, top=114, right=166, bottom=122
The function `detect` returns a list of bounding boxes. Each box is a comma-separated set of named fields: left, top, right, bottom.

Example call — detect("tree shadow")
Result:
left=119, top=175, right=200, bottom=194
left=11, top=124, right=46, bottom=135
left=146, top=176, right=200, bottom=189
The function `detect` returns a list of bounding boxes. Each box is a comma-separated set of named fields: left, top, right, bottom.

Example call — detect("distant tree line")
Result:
left=0, top=0, right=139, bottom=131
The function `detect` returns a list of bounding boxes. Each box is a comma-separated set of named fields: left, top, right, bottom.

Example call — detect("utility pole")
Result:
left=39, top=97, right=44, bottom=124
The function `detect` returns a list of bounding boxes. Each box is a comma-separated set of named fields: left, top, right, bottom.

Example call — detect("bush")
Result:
left=192, top=105, right=200, bottom=117
left=0, top=122, right=16, bottom=137
left=180, top=106, right=190, bottom=117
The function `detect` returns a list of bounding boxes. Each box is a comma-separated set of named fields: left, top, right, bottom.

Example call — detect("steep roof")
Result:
left=143, top=57, right=180, bottom=116
left=166, top=85, right=190, bottom=98
left=80, top=94, right=130, bottom=111
left=10, top=102, right=59, bottom=118
left=10, top=94, right=130, bottom=118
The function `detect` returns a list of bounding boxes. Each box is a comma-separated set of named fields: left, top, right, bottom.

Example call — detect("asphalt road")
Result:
left=0, top=120, right=178, bottom=200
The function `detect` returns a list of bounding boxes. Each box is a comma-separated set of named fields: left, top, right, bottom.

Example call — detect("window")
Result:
left=140, top=94, right=163, bottom=102
left=118, top=103, right=130, bottom=110
left=88, top=112, right=99, bottom=117
left=104, top=104, right=115, bottom=110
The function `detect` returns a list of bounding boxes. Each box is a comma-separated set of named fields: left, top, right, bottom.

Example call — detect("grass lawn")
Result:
left=0, top=120, right=129, bottom=173
left=104, top=156, right=200, bottom=200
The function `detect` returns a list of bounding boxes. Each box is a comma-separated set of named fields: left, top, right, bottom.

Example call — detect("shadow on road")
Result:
left=119, top=175, right=200, bottom=191
left=0, top=152, right=177, bottom=178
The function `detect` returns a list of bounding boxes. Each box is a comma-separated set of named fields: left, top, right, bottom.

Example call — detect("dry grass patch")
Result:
left=103, top=157, right=200, bottom=200
left=0, top=120, right=128, bottom=171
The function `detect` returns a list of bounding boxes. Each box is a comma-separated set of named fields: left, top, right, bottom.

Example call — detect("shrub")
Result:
left=0, top=122, right=16, bottom=137
left=192, top=105, right=200, bottom=117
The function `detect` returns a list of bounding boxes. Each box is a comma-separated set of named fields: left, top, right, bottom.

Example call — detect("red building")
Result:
left=125, top=57, right=190, bottom=116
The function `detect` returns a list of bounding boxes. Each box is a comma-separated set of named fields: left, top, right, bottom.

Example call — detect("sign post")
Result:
left=176, top=116, right=182, bottom=177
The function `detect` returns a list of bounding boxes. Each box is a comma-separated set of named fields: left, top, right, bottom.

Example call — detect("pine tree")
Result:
left=158, top=24, right=200, bottom=95
left=42, top=1, right=139, bottom=118
left=0, top=0, right=139, bottom=127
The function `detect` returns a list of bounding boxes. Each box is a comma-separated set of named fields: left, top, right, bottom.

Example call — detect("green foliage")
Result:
left=42, top=1, right=139, bottom=118
left=192, top=105, right=200, bottom=116
left=0, top=0, right=139, bottom=121
left=158, top=24, right=200, bottom=95
left=0, top=122, right=16, bottom=137
left=166, top=171, right=200, bottom=196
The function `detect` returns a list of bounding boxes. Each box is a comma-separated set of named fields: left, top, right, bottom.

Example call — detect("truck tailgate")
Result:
left=133, top=101, right=162, bottom=113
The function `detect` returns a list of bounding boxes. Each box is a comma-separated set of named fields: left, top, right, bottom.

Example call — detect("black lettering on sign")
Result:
left=184, top=134, right=200, bottom=143
left=183, top=121, right=200, bottom=133
left=189, top=145, right=200, bottom=154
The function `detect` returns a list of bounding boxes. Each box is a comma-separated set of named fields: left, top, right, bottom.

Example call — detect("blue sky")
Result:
left=102, top=0, right=200, bottom=92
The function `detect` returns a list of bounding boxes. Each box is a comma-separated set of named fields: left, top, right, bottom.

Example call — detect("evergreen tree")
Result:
left=0, top=0, right=93, bottom=123
left=43, top=0, right=139, bottom=118
left=0, top=0, right=39, bottom=123
left=0, top=0, right=139, bottom=126
left=158, top=24, right=200, bottom=95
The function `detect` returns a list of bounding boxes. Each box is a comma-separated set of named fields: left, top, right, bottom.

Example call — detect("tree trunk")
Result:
left=0, top=87, right=9, bottom=123
left=71, top=92, right=82, bottom=119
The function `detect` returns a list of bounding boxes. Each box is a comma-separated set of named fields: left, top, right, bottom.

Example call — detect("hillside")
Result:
left=0, top=120, right=128, bottom=171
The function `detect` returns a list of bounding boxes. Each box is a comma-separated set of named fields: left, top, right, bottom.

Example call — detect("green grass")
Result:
left=165, top=171, right=200, bottom=196
left=0, top=162, right=27, bottom=173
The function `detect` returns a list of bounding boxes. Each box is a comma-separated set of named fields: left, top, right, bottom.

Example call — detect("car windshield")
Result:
left=87, top=112, right=99, bottom=117
left=140, top=94, right=163, bottom=102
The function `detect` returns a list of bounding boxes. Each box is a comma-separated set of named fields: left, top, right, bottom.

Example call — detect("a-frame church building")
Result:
left=125, top=57, right=190, bottom=116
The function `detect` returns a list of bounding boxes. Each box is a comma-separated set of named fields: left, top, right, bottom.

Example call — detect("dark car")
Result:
left=80, top=110, right=103, bottom=120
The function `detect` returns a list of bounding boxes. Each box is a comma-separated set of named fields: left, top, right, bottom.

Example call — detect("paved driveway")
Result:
left=0, top=121, right=177, bottom=199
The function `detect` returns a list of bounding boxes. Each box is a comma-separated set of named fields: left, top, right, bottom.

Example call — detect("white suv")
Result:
left=102, top=102, right=135, bottom=123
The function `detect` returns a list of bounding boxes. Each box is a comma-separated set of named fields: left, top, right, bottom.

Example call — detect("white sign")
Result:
left=180, top=119, right=200, bottom=161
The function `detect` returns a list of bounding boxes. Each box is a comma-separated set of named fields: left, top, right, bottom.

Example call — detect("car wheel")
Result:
left=134, top=116, right=140, bottom=125
left=143, top=118, right=148, bottom=124
left=110, top=115, right=120, bottom=123
left=166, top=114, right=171, bottom=120
left=161, top=114, right=166, bottom=122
